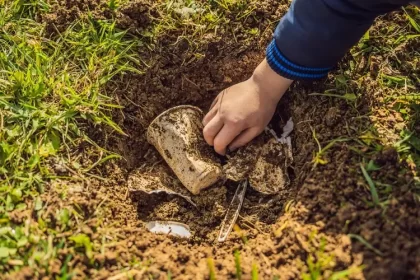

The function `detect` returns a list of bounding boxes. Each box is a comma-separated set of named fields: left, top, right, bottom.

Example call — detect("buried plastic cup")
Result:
left=147, top=105, right=223, bottom=195
left=249, top=138, right=291, bottom=194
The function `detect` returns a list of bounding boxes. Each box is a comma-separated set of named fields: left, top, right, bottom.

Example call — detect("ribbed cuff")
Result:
left=266, top=39, right=332, bottom=81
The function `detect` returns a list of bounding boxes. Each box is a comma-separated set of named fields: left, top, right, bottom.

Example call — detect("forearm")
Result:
left=267, top=0, right=412, bottom=81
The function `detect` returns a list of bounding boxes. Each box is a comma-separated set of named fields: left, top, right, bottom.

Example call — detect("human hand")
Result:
left=203, top=59, right=293, bottom=155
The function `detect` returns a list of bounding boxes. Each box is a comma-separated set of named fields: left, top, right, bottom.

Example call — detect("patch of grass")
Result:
left=310, top=127, right=350, bottom=169
left=108, top=0, right=129, bottom=11
left=301, top=236, right=334, bottom=280
left=0, top=14, right=138, bottom=200
left=308, top=92, right=358, bottom=103
left=403, top=7, right=420, bottom=33
left=301, top=235, right=363, bottom=280
left=0, top=0, right=139, bottom=275
left=233, top=224, right=248, bottom=245
left=345, top=3, right=420, bottom=207
left=142, top=0, right=259, bottom=63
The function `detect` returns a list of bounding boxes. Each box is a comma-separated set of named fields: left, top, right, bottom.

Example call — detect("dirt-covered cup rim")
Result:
left=146, top=105, right=204, bottom=143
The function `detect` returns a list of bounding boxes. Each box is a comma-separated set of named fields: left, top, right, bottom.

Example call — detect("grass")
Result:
left=0, top=4, right=139, bottom=194
left=328, top=3, right=420, bottom=204
left=251, top=263, right=259, bottom=280
left=359, top=163, right=380, bottom=205
left=234, top=250, right=242, bottom=280
left=0, top=0, right=140, bottom=275
left=301, top=235, right=363, bottom=280
left=310, top=126, right=350, bottom=169
left=208, top=257, right=217, bottom=280
left=142, top=0, right=260, bottom=64
left=348, top=234, right=384, bottom=257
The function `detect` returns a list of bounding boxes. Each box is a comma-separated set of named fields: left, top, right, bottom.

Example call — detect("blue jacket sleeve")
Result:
left=266, top=0, right=411, bottom=80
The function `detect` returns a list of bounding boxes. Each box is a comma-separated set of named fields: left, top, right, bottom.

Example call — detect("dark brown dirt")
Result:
left=13, top=1, right=418, bottom=280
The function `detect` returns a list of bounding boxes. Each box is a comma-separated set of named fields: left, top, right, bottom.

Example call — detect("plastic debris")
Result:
left=281, top=118, right=294, bottom=139
left=265, top=118, right=294, bottom=159
left=145, top=221, right=192, bottom=239
left=248, top=138, right=291, bottom=194
left=147, top=105, right=223, bottom=194
left=217, top=180, right=248, bottom=242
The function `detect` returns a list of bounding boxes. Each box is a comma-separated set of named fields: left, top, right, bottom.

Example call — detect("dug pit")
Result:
left=128, top=106, right=294, bottom=242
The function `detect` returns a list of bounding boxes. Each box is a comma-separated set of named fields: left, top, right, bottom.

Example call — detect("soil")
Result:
left=14, top=1, right=419, bottom=279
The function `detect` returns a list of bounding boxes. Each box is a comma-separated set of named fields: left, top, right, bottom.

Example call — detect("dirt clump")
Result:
left=224, top=134, right=266, bottom=182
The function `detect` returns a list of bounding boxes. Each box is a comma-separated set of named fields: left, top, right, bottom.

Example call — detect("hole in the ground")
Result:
left=130, top=178, right=294, bottom=241
left=126, top=107, right=296, bottom=242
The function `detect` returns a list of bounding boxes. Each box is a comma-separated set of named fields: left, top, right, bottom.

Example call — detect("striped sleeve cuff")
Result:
left=266, top=40, right=332, bottom=80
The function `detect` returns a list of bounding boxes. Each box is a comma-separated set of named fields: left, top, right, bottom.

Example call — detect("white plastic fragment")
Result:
left=264, top=118, right=294, bottom=158
left=281, top=118, right=294, bottom=139
left=217, top=180, right=248, bottom=243
left=145, top=221, right=192, bottom=239
left=265, top=127, right=281, bottom=142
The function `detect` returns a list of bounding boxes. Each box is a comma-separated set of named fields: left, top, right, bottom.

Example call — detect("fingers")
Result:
left=203, top=115, right=224, bottom=146
left=213, top=124, right=244, bottom=155
left=229, top=127, right=262, bottom=151
left=203, top=92, right=221, bottom=126
left=203, top=106, right=217, bottom=126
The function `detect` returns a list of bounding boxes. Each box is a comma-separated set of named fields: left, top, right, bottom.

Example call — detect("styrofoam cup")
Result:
left=147, top=105, right=223, bottom=195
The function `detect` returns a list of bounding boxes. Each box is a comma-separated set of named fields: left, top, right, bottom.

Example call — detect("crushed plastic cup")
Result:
left=147, top=105, right=223, bottom=195
left=249, top=138, right=291, bottom=194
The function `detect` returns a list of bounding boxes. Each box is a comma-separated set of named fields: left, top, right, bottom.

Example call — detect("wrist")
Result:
left=251, top=59, right=293, bottom=102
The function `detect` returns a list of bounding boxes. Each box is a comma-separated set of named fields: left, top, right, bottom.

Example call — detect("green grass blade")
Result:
left=348, top=234, right=384, bottom=256
left=360, top=163, right=379, bottom=205
left=208, top=258, right=216, bottom=280
left=251, top=263, right=259, bottom=280
left=308, top=92, right=357, bottom=102
left=234, top=250, right=242, bottom=280
left=403, top=7, right=420, bottom=33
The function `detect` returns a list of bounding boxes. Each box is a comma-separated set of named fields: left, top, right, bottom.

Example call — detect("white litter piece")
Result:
left=217, top=180, right=248, bottom=243
left=264, top=118, right=294, bottom=160
left=145, top=221, right=192, bottom=239
left=281, top=118, right=294, bottom=139
left=265, top=127, right=281, bottom=142
left=265, top=118, right=294, bottom=144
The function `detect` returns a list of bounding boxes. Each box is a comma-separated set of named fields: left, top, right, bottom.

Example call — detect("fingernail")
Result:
left=228, top=146, right=236, bottom=153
